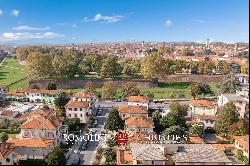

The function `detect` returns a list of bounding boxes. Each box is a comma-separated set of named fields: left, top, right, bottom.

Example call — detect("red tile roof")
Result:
left=66, top=100, right=90, bottom=108
left=191, top=99, right=216, bottom=108
left=7, top=137, right=55, bottom=148
left=128, top=96, right=149, bottom=103
left=125, top=117, right=154, bottom=128
left=234, top=135, right=249, bottom=151
left=118, top=104, right=148, bottom=114
left=74, top=91, right=95, bottom=98
left=0, top=142, right=15, bottom=160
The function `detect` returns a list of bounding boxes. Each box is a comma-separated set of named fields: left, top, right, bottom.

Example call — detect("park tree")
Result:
left=200, top=83, right=213, bottom=96
left=241, top=63, right=249, bottom=74
left=169, top=102, right=188, bottom=118
left=189, top=123, right=205, bottom=137
left=54, top=92, right=70, bottom=116
left=121, top=82, right=140, bottom=98
left=146, top=91, right=154, bottom=100
left=163, top=113, right=187, bottom=128
left=27, top=52, right=54, bottom=80
left=45, top=146, right=66, bottom=165
left=63, top=118, right=82, bottom=131
left=106, top=138, right=118, bottom=147
left=0, top=132, right=8, bottom=142
left=161, top=125, right=186, bottom=140
left=140, top=52, right=167, bottom=79
left=30, top=84, right=40, bottom=89
left=122, top=59, right=141, bottom=76
left=84, top=81, right=96, bottom=94
left=52, top=51, right=72, bottom=79
left=47, top=82, right=57, bottom=90
left=103, top=147, right=116, bottom=162
left=222, top=62, right=230, bottom=74
left=100, top=55, right=122, bottom=78
left=105, top=108, right=124, bottom=132
left=152, top=110, right=164, bottom=133
left=219, top=73, right=241, bottom=94
left=229, top=119, right=248, bottom=136
left=101, top=81, right=117, bottom=99
left=188, top=83, right=202, bottom=99
left=214, top=102, right=239, bottom=137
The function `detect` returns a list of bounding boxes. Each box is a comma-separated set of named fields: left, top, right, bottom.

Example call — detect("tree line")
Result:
left=15, top=46, right=244, bottom=80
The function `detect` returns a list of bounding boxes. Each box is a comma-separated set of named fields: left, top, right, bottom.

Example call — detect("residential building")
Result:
left=234, top=135, right=249, bottom=158
left=4, top=89, right=59, bottom=103
left=24, top=89, right=59, bottom=103
left=190, top=99, right=217, bottom=119
left=16, top=109, right=64, bottom=144
left=197, top=115, right=216, bottom=128
left=0, top=110, right=19, bottom=120
left=127, top=95, right=149, bottom=107
left=65, top=100, right=91, bottom=123
left=0, top=142, right=18, bottom=165
left=124, top=117, right=154, bottom=132
left=118, top=104, right=148, bottom=120
left=218, top=93, right=248, bottom=118
left=5, top=90, right=26, bottom=102
left=6, top=109, right=64, bottom=160
left=7, top=137, right=55, bottom=160
left=73, top=91, right=96, bottom=103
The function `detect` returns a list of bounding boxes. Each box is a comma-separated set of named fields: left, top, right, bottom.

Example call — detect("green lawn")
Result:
left=60, top=82, right=218, bottom=99
left=0, top=57, right=27, bottom=86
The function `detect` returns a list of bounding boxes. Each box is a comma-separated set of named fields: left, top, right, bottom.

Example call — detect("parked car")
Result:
left=94, top=119, right=98, bottom=125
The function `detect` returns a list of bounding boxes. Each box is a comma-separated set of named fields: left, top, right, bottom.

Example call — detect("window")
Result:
left=80, top=108, right=82, bottom=111
left=74, top=108, right=77, bottom=111
left=80, top=114, right=82, bottom=117
left=69, top=108, right=72, bottom=111
left=74, top=114, right=77, bottom=118
left=69, top=114, right=71, bottom=117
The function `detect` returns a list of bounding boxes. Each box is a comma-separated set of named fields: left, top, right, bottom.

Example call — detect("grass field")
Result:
left=61, top=82, right=218, bottom=99
left=0, top=57, right=27, bottom=87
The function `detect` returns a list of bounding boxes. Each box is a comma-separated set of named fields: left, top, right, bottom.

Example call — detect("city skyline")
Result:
left=0, top=0, right=249, bottom=44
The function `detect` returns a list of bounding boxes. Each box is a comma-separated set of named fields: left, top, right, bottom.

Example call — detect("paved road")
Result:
left=66, top=107, right=110, bottom=165
left=95, top=100, right=191, bottom=110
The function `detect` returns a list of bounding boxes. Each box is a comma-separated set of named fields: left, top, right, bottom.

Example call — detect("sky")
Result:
left=0, top=0, right=249, bottom=44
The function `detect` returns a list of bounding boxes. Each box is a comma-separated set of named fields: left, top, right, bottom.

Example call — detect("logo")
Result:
left=112, top=131, right=132, bottom=146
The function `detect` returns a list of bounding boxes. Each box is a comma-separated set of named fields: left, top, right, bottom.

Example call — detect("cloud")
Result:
left=84, top=13, right=124, bottom=23
left=189, top=19, right=208, bottom=23
left=2, top=32, right=63, bottom=41
left=0, top=9, right=3, bottom=16
left=13, top=26, right=50, bottom=31
left=164, top=20, right=172, bottom=28
left=11, top=9, right=20, bottom=17
left=55, top=22, right=69, bottom=26
left=72, top=23, right=77, bottom=28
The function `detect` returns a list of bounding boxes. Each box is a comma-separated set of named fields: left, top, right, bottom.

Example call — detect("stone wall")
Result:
left=29, top=79, right=158, bottom=89
left=160, top=74, right=224, bottom=83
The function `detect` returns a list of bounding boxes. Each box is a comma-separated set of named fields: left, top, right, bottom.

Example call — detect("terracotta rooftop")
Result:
left=74, top=91, right=95, bottom=98
left=25, top=89, right=58, bottom=95
left=125, top=117, right=154, bottom=128
left=128, top=96, right=149, bottom=103
left=0, top=110, right=18, bottom=117
left=0, top=142, right=15, bottom=160
left=118, top=104, right=148, bottom=114
left=19, top=109, right=63, bottom=130
left=234, top=135, right=249, bottom=151
left=189, top=135, right=205, bottom=144
left=7, top=137, right=55, bottom=148
left=191, top=99, right=216, bottom=108
left=66, top=100, right=90, bottom=108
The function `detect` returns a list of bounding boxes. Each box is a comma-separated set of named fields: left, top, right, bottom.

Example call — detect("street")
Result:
left=66, top=107, right=110, bottom=165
